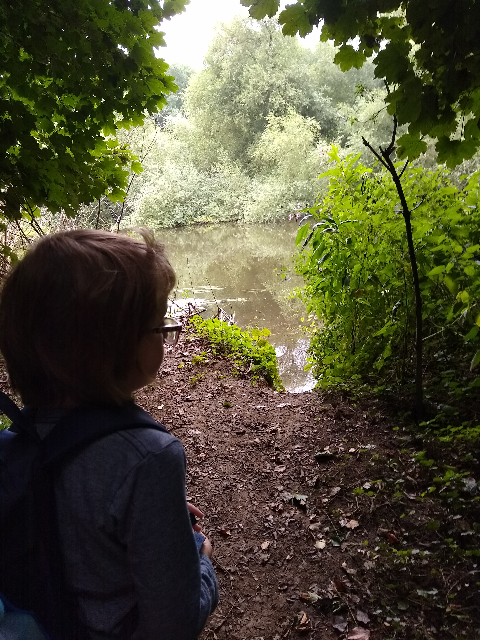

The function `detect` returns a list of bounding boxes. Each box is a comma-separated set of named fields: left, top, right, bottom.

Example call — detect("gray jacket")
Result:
left=37, top=415, right=218, bottom=639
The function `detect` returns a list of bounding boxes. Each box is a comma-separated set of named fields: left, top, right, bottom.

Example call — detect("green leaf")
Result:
left=334, top=45, right=366, bottom=72
left=131, top=161, right=144, bottom=174
left=471, top=349, right=480, bottom=371
left=296, top=223, right=310, bottom=246
left=465, top=326, right=479, bottom=341
left=443, top=275, right=457, bottom=296
left=397, top=133, right=428, bottom=160
left=437, top=137, right=479, bottom=168
left=427, top=264, right=446, bottom=276
left=243, top=0, right=280, bottom=20
left=374, top=41, right=411, bottom=84
left=279, top=4, right=312, bottom=37
left=457, top=290, right=470, bottom=304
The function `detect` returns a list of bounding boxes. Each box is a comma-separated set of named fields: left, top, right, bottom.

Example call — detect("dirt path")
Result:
left=136, top=330, right=479, bottom=640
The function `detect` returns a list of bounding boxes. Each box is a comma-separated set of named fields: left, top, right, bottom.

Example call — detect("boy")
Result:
left=0, top=229, right=218, bottom=639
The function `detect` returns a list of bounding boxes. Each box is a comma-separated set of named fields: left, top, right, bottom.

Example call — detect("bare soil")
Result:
left=136, top=330, right=480, bottom=640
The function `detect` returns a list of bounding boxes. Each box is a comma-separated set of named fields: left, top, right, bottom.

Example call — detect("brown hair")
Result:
left=0, top=229, right=176, bottom=407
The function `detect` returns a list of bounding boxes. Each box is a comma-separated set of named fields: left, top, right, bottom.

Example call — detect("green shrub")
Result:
left=295, top=147, right=480, bottom=389
left=190, top=316, right=284, bottom=391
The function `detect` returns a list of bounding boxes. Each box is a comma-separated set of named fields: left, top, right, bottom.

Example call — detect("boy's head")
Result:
left=0, top=229, right=176, bottom=407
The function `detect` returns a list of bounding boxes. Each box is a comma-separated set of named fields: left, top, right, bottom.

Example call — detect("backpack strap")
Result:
left=38, top=401, right=168, bottom=466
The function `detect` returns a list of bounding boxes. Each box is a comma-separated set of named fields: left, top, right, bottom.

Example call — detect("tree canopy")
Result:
left=0, top=0, right=187, bottom=220
left=241, top=0, right=480, bottom=167
left=184, top=17, right=376, bottom=169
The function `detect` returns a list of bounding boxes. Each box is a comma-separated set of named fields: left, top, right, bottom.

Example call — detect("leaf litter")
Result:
left=132, top=327, right=480, bottom=639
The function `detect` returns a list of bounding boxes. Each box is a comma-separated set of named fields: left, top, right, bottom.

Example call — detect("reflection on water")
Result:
left=160, top=222, right=315, bottom=392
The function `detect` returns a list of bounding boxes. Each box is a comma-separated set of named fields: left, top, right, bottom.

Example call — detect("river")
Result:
left=159, top=221, right=314, bottom=393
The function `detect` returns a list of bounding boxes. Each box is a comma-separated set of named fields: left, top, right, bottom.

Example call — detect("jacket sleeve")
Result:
left=113, top=439, right=218, bottom=640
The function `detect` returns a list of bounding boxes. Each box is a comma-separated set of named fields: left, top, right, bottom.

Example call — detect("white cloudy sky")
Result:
left=158, top=0, right=320, bottom=69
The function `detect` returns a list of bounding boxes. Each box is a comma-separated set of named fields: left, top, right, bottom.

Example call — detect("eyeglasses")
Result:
left=150, top=317, right=182, bottom=346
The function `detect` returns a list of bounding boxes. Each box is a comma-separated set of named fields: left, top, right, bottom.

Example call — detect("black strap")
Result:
left=37, top=401, right=167, bottom=466
left=0, top=393, right=168, bottom=640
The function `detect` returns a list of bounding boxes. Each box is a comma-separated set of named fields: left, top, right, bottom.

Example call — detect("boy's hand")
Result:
left=187, top=502, right=204, bottom=533
left=200, top=536, right=213, bottom=559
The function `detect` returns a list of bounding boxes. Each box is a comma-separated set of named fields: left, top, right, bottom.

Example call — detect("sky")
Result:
left=158, top=0, right=321, bottom=69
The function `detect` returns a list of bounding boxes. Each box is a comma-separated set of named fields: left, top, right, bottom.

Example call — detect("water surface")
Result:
left=160, top=222, right=314, bottom=392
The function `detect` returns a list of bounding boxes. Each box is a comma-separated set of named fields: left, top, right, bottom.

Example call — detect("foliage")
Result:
left=183, top=17, right=376, bottom=170
left=126, top=111, right=327, bottom=228
left=295, top=148, right=480, bottom=390
left=184, top=18, right=329, bottom=167
left=0, top=0, right=187, bottom=220
left=121, top=17, right=380, bottom=229
left=0, top=415, right=12, bottom=431
left=190, top=315, right=284, bottom=391
left=241, top=0, right=480, bottom=167
left=157, top=63, right=195, bottom=124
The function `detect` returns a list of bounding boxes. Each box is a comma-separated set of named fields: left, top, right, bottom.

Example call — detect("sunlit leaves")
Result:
left=279, top=4, right=313, bottom=38
left=396, top=134, right=428, bottom=161
left=244, top=0, right=480, bottom=167
left=334, top=45, right=366, bottom=72
left=295, top=150, right=480, bottom=387
left=0, top=0, right=187, bottom=219
left=240, top=0, right=280, bottom=20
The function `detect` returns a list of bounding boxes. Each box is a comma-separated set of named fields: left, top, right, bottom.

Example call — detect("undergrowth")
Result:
left=189, top=315, right=284, bottom=392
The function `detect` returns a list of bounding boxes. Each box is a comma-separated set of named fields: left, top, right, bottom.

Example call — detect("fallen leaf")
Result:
left=329, top=486, right=341, bottom=496
left=218, top=528, right=231, bottom=537
left=315, top=450, right=335, bottom=463
left=309, top=522, right=321, bottom=531
left=315, top=540, right=326, bottom=550
left=397, top=600, right=409, bottom=611
left=299, top=592, right=320, bottom=604
left=261, top=541, right=271, bottom=550
left=341, top=563, right=357, bottom=575
left=292, top=494, right=308, bottom=509
left=346, top=519, right=359, bottom=529
left=295, top=611, right=311, bottom=632
left=417, top=588, right=438, bottom=597
left=379, top=529, right=399, bottom=543
left=356, top=610, right=370, bottom=624
left=348, top=628, right=370, bottom=640
left=332, top=579, right=348, bottom=593
left=332, top=615, right=348, bottom=632
left=274, top=465, right=286, bottom=473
